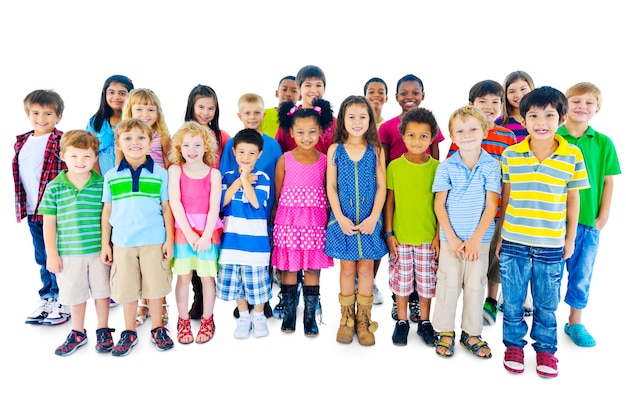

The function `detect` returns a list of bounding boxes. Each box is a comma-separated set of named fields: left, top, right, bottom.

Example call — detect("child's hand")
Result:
left=46, top=253, right=63, bottom=274
left=449, top=236, right=464, bottom=260
left=162, top=240, right=173, bottom=260
left=101, top=245, right=113, bottom=266
left=337, top=215, right=358, bottom=236
left=185, top=231, right=200, bottom=249
left=563, top=239, right=575, bottom=260
left=194, top=234, right=213, bottom=253
left=355, top=215, right=377, bottom=235
left=431, top=236, right=440, bottom=260
left=386, top=235, right=399, bottom=257
left=463, top=238, right=481, bottom=261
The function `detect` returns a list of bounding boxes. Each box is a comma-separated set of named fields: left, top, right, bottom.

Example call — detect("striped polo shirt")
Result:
left=38, top=170, right=104, bottom=256
left=102, top=156, right=169, bottom=248
left=433, top=149, right=502, bottom=243
left=501, top=134, right=589, bottom=248
left=219, top=169, right=271, bottom=267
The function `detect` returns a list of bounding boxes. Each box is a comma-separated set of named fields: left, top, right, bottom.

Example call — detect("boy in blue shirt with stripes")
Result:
left=217, top=129, right=272, bottom=339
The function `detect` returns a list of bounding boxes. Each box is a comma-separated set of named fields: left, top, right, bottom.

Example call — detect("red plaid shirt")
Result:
left=13, top=128, right=65, bottom=222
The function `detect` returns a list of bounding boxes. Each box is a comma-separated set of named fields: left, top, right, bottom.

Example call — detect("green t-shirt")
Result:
left=386, top=155, right=439, bottom=245
left=38, top=170, right=104, bottom=256
left=557, top=125, right=621, bottom=227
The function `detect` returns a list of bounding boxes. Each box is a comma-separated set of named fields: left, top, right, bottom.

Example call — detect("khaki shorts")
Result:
left=110, top=244, right=172, bottom=304
left=57, top=253, right=111, bottom=306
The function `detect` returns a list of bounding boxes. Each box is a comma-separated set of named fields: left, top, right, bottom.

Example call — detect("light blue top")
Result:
left=86, top=117, right=116, bottom=175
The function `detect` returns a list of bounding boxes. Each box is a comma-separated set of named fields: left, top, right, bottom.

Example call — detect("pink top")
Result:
left=378, top=115, right=445, bottom=162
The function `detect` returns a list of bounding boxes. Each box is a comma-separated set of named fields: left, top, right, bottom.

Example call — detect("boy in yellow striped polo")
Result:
left=497, top=86, right=589, bottom=378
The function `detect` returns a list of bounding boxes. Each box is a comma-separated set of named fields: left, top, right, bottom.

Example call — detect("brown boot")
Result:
left=356, top=294, right=378, bottom=346
left=336, top=293, right=356, bottom=344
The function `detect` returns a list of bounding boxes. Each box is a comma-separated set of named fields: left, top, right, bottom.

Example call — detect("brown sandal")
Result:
left=177, top=317, right=193, bottom=344
left=196, top=315, right=215, bottom=344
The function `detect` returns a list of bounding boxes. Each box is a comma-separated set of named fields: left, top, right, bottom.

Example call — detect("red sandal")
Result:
left=177, top=317, right=193, bottom=344
left=196, top=315, right=215, bottom=344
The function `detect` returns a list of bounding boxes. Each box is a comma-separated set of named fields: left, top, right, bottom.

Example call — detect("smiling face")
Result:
left=193, top=96, right=216, bottom=126
left=522, top=105, right=563, bottom=142
left=396, top=80, right=425, bottom=112
left=61, top=145, right=98, bottom=176
left=567, top=93, right=600, bottom=125
left=130, top=103, right=158, bottom=129
left=450, top=115, right=487, bottom=153
left=180, top=133, right=207, bottom=163
left=506, top=79, right=532, bottom=111
left=106, top=82, right=129, bottom=112
left=402, top=121, right=433, bottom=157
left=365, top=81, right=388, bottom=113
left=238, top=102, right=265, bottom=132
left=28, top=103, right=61, bottom=136
left=233, top=141, right=261, bottom=172
left=343, top=104, right=370, bottom=139
left=116, top=127, right=151, bottom=165
left=471, top=93, right=502, bottom=125
left=290, top=116, right=321, bottom=151
left=299, top=77, right=325, bottom=108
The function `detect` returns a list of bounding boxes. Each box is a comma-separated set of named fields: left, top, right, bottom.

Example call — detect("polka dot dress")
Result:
left=272, top=152, right=334, bottom=271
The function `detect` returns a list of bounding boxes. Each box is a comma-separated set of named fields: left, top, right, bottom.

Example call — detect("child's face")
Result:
left=277, top=79, right=299, bottom=104
left=290, top=116, right=321, bottom=151
left=470, top=94, right=502, bottom=124
left=450, top=115, right=487, bottom=152
left=238, top=103, right=265, bottom=132
left=402, top=122, right=433, bottom=156
left=233, top=142, right=261, bottom=172
left=344, top=104, right=370, bottom=139
left=61, top=146, right=98, bottom=176
left=193, top=96, right=216, bottom=126
left=567, top=93, right=600, bottom=125
left=365, top=82, right=388, bottom=112
left=131, top=103, right=158, bottom=129
left=299, top=77, right=325, bottom=108
left=522, top=105, right=563, bottom=142
left=116, top=127, right=151, bottom=163
left=396, top=81, right=424, bottom=112
left=180, top=133, right=207, bottom=163
left=106, top=82, right=129, bottom=112
left=27, top=104, right=62, bottom=136
left=506, top=79, right=532, bottom=111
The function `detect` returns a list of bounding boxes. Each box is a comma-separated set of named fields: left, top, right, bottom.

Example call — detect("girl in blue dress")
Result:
left=325, top=95, right=388, bottom=346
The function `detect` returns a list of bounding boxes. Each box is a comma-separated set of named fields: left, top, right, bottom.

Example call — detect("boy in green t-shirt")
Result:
left=384, top=107, right=440, bottom=347
left=39, top=130, right=114, bottom=356
left=557, top=82, right=621, bottom=347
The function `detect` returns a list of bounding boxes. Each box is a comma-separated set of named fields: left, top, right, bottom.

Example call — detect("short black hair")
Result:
left=399, top=107, right=438, bottom=138
left=468, top=80, right=504, bottom=103
left=519, top=86, right=568, bottom=121
left=233, top=128, right=263, bottom=151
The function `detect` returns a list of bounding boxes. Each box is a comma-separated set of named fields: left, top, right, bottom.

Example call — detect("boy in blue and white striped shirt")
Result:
left=217, top=129, right=272, bottom=339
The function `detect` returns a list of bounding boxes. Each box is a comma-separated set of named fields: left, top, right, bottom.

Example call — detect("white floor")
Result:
left=3, top=219, right=622, bottom=403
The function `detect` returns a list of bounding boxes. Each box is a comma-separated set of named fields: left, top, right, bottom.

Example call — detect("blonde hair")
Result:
left=170, top=121, right=218, bottom=166
left=565, top=82, right=602, bottom=107
left=122, top=88, right=171, bottom=146
left=61, top=129, right=100, bottom=155
left=237, top=93, right=264, bottom=111
left=448, top=105, right=489, bottom=135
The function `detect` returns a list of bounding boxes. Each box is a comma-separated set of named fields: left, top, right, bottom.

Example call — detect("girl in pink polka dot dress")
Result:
left=272, top=98, right=335, bottom=336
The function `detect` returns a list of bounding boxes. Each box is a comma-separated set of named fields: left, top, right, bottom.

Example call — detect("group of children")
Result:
left=14, top=66, right=621, bottom=379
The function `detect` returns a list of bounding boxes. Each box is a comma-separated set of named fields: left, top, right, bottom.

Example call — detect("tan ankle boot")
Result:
left=336, top=293, right=356, bottom=344
left=356, top=294, right=378, bottom=346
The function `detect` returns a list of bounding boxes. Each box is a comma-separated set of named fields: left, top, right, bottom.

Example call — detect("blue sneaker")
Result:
left=55, top=329, right=88, bottom=356
left=112, top=330, right=138, bottom=357
left=151, top=326, right=174, bottom=351
left=95, top=327, right=116, bottom=353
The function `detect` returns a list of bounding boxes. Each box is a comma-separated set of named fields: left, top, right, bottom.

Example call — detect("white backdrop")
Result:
left=1, top=1, right=624, bottom=402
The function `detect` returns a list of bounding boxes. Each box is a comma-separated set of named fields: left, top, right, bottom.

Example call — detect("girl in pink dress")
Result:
left=272, top=98, right=334, bottom=336
left=168, top=121, right=222, bottom=344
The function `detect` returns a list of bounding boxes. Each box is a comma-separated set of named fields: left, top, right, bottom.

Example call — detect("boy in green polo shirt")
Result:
left=39, top=130, right=114, bottom=356
left=557, top=82, right=621, bottom=347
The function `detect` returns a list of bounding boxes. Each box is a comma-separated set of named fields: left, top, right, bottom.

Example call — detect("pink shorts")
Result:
left=388, top=243, right=437, bottom=298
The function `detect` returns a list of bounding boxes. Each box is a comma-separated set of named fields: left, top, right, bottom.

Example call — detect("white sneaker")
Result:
left=234, top=313, right=252, bottom=339
left=372, top=283, right=384, bottom=305
left=252, top=312, right=269, bottom=338
left=25, top=298, right=55, bottom=324
left=43, top=302, right=71, bottom=326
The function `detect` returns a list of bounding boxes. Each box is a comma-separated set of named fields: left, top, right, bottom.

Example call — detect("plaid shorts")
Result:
left=216, top=264, right=272, bottom=305
left=388, top=243, right=437, bottom=298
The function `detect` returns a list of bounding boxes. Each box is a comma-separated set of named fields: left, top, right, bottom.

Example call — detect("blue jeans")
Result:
left=499, top=240, right=564, bottom=354
left=28, top=217, right=58, bottom=300
left=565, top=224, right=599, bottom=309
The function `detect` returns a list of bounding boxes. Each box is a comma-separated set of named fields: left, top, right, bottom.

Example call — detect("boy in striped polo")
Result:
left=498, top=86, right=589, bottom=378
left=39, top=130, right=114, bottom=356
left=101, top=118, right=175, bottom=356
left=217, top=129, right=272, bottom=339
